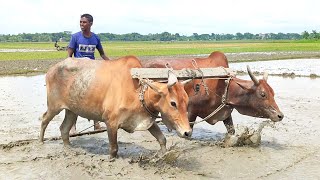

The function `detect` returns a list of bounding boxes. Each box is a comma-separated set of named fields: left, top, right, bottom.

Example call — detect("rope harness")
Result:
left=191, top=60, right=209, bottom=95
left=190, top=76, right=232, bottom=125
left=137, top=63, right=234, bottom=124
left=188, top=59, right=234, bottom=125
left=138, top=78, right=161, bottom=118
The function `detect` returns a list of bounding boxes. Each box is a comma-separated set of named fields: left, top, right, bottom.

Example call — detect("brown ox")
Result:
left=143, top=51, right=284, bottom=134
left=39, top=56, right=192, bottom=159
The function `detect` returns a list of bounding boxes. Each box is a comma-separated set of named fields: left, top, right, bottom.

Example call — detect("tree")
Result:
left=0, top=31, right=306, bottom=42
left=199, top=34, right=210, bottom=40
left=235, top=32, right=244, bottom=40
left=243, top=32, right=254, bottom=39
left=210, top=33, right=216, bottom=40
left=159, top=32, right=173, bottom=41
left=192, top=33, right=199, bottom=40
left=310, top=30, right=319, bottom=39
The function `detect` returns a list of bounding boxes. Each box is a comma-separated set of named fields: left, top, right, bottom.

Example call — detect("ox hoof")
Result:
left=62, top=142, right=72, bottom=148
left=105, top=155, right=116, bottom=162
left=156, top=148, right=167, bottom=156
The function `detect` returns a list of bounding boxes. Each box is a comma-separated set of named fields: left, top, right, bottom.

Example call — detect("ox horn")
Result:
left=142, top=79, right=161, bottom=93
left=247, top=65, right=259, bottom=85
left=263, top=71, right=268, bottom=81
left=181, top=79, right=192, bottom=86
left=167, top=70, right=178, bottom=88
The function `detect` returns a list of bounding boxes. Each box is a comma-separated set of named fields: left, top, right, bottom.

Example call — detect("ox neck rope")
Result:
left=192, top=76, right=233, bottom=125
left=139, top=79, right=161, bottom=119
left=191, top=60, right=209, bottom=95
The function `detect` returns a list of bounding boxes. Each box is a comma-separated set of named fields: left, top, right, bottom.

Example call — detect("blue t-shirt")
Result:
left=68, top=31, right=103, bottom=59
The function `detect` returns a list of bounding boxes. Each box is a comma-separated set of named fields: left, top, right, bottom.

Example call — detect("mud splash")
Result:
left=224, top=121, right=276, bottom=147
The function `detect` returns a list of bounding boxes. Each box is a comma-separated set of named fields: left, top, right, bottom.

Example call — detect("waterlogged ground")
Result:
left=231, top=58, right=320, bottom=76
left=0, top=59, right=320, bottom=179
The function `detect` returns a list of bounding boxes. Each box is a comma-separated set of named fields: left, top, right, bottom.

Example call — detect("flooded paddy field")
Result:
left=0, top=59, right=319, bottom=179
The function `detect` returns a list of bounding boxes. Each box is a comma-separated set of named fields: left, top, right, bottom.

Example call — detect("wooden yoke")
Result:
left=131, top=67, right=236, bottom=80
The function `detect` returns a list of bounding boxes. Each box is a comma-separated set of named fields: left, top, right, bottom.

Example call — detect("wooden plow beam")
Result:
left=131, top=67, right=236, bottom=80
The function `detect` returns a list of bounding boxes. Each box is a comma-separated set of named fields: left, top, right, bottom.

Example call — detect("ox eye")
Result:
left=170, top=101, right=177, bottom=108
left=260, top=92, right=266, bottom=98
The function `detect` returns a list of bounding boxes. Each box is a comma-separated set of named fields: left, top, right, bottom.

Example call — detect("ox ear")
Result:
left=236, top=80, right=252, bottom=91
left=167, top=71, right=178, bottom=88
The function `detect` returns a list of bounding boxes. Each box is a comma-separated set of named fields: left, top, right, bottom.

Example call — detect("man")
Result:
left=68, top=13, right=109, bottom=133
left=68, top=13, right=109, bottom=60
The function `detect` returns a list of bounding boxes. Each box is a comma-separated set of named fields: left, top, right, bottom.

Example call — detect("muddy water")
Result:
left=231, top=58, right=320, bottom=76
left=0, top=75, right=93, bottom=144
left=0, top=59, right=320, bottom=179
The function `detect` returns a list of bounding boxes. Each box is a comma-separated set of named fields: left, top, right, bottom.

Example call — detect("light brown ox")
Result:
left=39, top=56, right=192, bottom=159
left=143, top=51, right=284, bottom=134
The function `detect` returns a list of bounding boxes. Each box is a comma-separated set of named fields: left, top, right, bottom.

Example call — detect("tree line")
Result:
left=0, top=30, right=319, bottom=42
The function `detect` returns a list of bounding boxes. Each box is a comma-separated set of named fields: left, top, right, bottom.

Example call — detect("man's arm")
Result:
left=98, top=48, right=110, bottom=60
left=67, top=47, right=74, bottom=58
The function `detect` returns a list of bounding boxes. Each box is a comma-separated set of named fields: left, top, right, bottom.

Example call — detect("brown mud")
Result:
left=0, top=52, right=320, bottom=179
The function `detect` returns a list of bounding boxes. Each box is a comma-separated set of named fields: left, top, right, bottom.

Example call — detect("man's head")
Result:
left=80, top=14, right=93, bottom=32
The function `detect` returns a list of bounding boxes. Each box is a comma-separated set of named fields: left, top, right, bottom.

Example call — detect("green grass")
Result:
left=1, top=40, right=320, bottom=61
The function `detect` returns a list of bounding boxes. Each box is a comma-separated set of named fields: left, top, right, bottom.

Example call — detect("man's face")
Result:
left=80, top=17, right=92, bottom=31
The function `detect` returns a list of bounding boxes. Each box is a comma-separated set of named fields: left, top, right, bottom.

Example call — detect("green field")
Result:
left=1, top=40, right=320, bottom=61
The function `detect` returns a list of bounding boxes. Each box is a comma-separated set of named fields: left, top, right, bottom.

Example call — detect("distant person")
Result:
left=54, top=40, right=60, bottom=50
left=67, top=13, right=109, bottom=133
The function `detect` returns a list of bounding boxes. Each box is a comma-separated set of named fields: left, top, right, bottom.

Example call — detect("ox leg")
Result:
left=106, top=122, right=118, bottom=159
left=93, top=120, right=102, bottom=130
left=60, top=110, right=78, bottom=146
left=223, top=116, right=235, bottom=135
left=39, top=109, right=61, bottom=143
left=148, top=122, right=167, bottom=154
left=70, top=120, right=77, bottom=135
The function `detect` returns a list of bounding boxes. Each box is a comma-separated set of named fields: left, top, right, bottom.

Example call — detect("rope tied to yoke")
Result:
left=189, top=59, right=231, bottom=95
left=190, top=75, right=233, bottom=125
left=191, top=59, right=209, bottom=95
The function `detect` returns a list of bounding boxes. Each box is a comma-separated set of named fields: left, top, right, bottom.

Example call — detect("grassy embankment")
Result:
left=1, top=40, right=320, bottom=61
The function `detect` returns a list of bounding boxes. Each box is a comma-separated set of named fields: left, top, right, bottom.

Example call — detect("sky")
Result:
left=1, top=0, right=320, bottom=35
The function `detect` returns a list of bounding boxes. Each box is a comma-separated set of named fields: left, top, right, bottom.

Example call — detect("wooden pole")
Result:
left=131, top=67, right=235, bottom=80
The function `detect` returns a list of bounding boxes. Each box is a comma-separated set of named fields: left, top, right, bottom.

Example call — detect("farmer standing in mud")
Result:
left=67, top=13, right=109, bottom=133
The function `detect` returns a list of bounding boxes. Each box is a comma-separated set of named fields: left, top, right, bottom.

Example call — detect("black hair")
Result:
left=81, top=14, right=93, bottom=23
